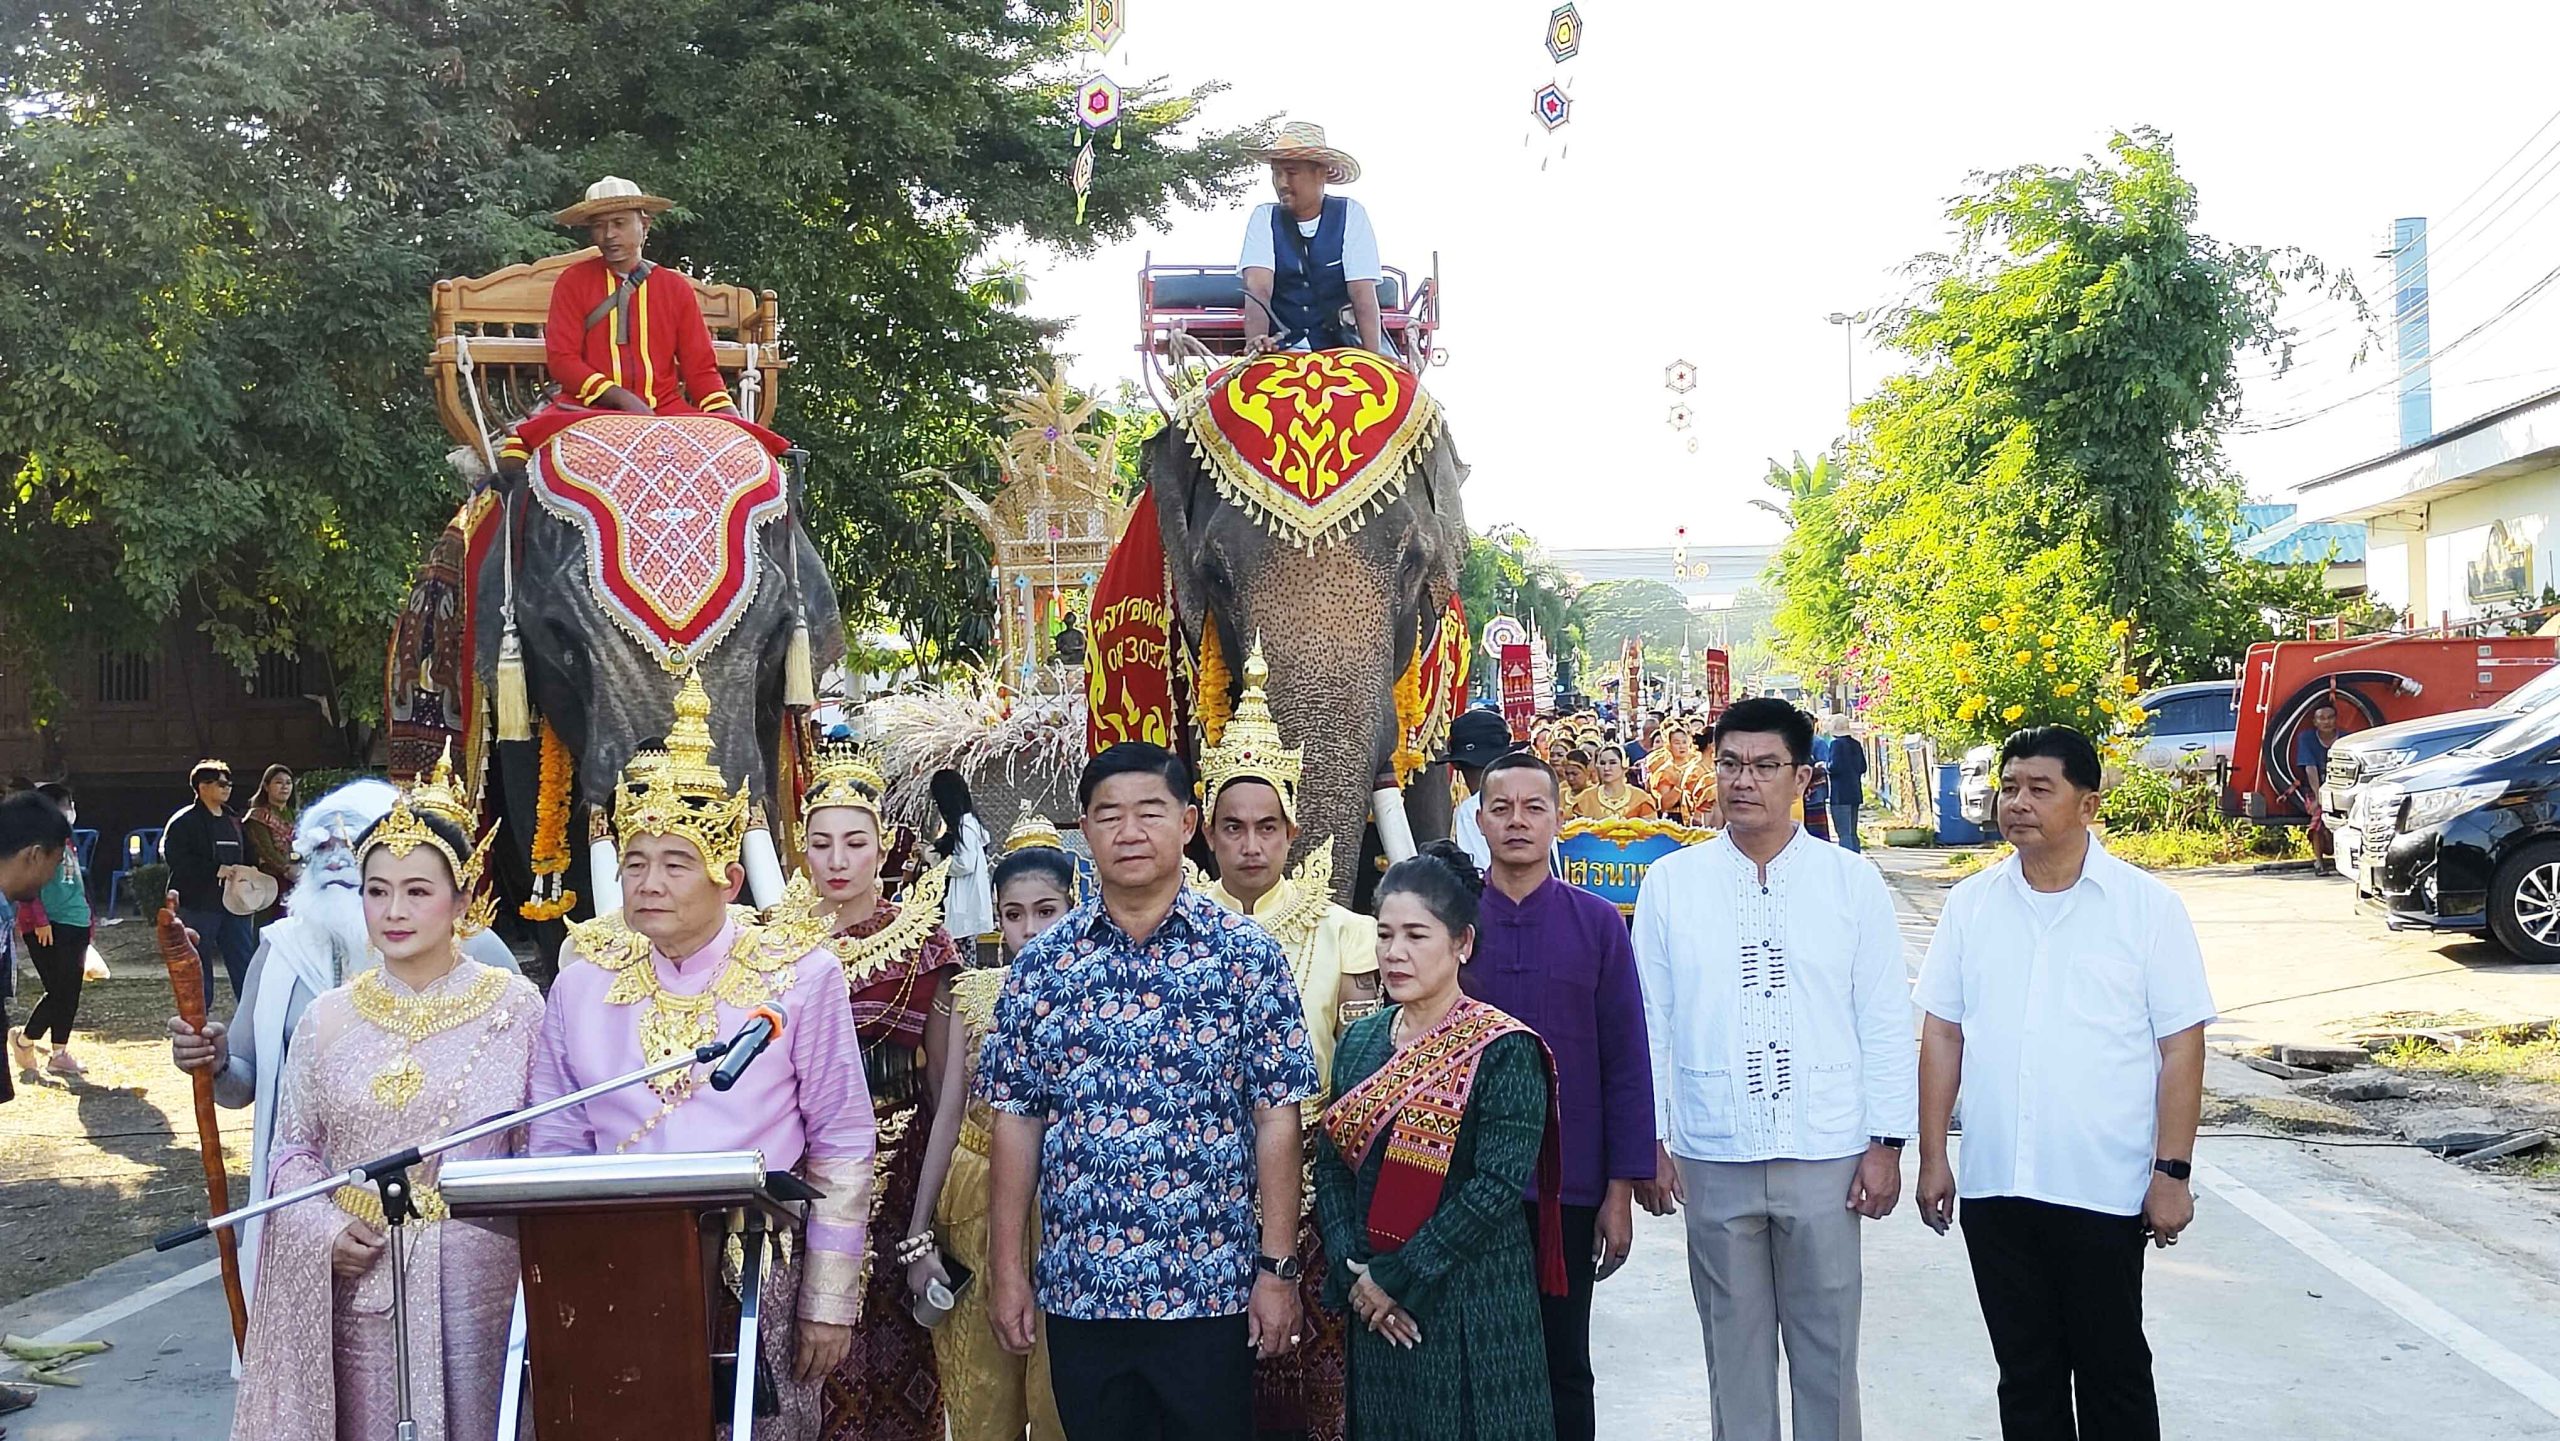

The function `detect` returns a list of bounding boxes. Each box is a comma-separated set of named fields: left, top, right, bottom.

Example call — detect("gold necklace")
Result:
left=351, top=963, right=507, bottom=1110
left=823, top=863, right=951, bottom=990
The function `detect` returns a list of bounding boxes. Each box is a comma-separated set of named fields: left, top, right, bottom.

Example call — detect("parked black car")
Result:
left=2325, top=662, right=2560, bottom=889
left=2368, top=700, right=2560, bottom=962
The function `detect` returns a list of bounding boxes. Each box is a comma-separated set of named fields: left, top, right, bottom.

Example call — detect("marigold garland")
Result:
left=1391, top=616, right=1427, bottom=789
left=1196, top=619, right=1233, bottom=746
left=520, top=718, right=580, bottom=921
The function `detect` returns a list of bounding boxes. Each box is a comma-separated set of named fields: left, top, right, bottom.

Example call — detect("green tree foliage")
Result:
left=1776, top=129, right=2349, bottom=741
left=0, top=0, right=1260, bottom=720
left=1759, top=452, right=1857, bottom=679
left=1576, top=578, right=1693, bottom=666
left=1457, top=526, right=1586, bottom=664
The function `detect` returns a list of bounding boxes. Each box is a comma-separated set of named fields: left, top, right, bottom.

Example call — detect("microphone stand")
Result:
left=159, top=1027, right=770, bottom=1441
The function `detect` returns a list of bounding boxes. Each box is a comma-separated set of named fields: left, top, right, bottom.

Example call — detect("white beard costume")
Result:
left=226, top=779, right=518, bottom=1326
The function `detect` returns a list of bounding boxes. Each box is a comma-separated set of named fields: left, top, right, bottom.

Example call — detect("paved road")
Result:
left=10, top=855, right=2560, bottom=1438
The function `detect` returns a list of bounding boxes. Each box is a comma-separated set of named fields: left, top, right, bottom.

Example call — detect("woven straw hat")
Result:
left=1245, top=121, right=1361, bottom=185
left=553, top=176, right=675, bottom=228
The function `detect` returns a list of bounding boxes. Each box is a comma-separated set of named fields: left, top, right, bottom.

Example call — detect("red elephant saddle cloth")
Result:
left=1178, top=348, right=1443, bottom=549
left=529, top=414, right=789, bottom=670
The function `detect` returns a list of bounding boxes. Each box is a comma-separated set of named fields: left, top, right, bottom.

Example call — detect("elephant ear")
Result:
left=1145, top=426, right=1214, bottom=643
left=1414, top=425, right=1471, bottom=611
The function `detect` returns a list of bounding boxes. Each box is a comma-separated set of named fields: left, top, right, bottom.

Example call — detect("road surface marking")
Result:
left=2198, top=1162, right=2560, bottom=1420
left=28, top=1259, right=219, bottom=1346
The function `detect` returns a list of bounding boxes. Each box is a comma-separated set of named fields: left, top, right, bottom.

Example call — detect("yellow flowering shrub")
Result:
left=1863, top=543, right=2139, bottom=747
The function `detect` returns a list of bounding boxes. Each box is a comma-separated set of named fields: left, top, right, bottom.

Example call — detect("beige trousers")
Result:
left=1676, top=1154, right=1866, bottom=1441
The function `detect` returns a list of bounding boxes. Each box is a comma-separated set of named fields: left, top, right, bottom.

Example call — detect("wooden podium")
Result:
left=442, top=1151, right=811, bottom=1440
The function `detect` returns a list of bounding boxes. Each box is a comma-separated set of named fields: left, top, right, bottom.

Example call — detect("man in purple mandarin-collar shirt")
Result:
left=1457, top=751, right=1655, bottom=1441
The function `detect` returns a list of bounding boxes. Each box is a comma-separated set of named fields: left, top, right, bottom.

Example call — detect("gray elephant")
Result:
left=1144, top=422, right=1467, bottom=906
left=471, top=473, right=845, bottom=975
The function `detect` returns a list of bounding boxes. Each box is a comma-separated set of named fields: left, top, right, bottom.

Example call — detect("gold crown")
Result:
left=360, top=743, right=501, bottom=933
left=1198, top=635, right=1301, bottom=821
left=615, top=669, right=752, bottom=871
left=800, top=740, right=885, bottom=825
left=1003, top=802, right=1066, bottom=853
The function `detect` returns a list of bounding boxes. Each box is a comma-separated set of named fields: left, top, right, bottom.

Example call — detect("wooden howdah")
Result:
left=428, top=247, right=788, bottom=448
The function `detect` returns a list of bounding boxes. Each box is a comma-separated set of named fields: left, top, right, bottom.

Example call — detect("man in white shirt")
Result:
left=1914, top=725, right=2214, bottom=1441
left=1239, top=120, right=1388, bottom=357
left=1445, top=708, right=1514, bottom=868
left=1632, top=698, right=1915, bottom=1441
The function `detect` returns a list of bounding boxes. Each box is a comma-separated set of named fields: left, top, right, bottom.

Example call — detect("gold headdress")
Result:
left=1003, top=802, right=1067, bottom=853
left=614, top=669, right=752, bottom=871
left=359, top=743, right=501, bottom=934
left=800, top=740, right=886, bottom=826
left=1198, top=635, right=1302, bottom=822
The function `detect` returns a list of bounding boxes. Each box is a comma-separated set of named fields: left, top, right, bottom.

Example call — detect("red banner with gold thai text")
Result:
left=1500, top=645, right=1536, bottom=739
left=1086, top=489, right=1181, bottom=755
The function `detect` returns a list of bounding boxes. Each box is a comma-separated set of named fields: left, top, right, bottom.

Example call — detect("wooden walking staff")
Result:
left=158, top=891, right=250, bottom=1352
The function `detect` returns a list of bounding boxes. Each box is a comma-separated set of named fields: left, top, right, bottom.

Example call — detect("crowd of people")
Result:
left=0, top=651, right=2217, bottom=1441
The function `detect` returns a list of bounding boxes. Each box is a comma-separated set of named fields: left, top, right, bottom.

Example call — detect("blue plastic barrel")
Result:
left=1936, top=763, right=1988, bottom=846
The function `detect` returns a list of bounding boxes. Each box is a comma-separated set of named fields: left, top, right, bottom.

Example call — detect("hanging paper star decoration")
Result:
left=1076, top=74, right=1122, bottom=131
left=1085, top=0, right=1125, bottom=53
left=1665, top=359, right=1698, bottom=393
left=1532, top=82, right=1571, bottom=133
left=1546, top=4, right=1582, bottom=63
left=1686, top=437, right=1700, bottom=453
left=1667, top=404, right=1693, bottom=431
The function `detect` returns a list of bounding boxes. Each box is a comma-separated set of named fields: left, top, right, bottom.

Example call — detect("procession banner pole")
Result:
left=155, top=892, right=249, bottom=1352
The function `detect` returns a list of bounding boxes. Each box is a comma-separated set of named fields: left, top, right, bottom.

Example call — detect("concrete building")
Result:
left=2288, top=385, right=2560, bottom=626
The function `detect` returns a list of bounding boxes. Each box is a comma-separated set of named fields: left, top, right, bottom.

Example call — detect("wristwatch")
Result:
left=1871, top=1136, right=1907, bottom=1149
left=1256, top=1252, right=1304, bottom=1282
left=2153, top=1158, right=2193, bottom=1181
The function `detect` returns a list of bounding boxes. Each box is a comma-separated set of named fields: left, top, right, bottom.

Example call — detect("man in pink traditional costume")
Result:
left=527, top=670, right=876, bottom=1441
left=230, top=756, right=545, bottom=1441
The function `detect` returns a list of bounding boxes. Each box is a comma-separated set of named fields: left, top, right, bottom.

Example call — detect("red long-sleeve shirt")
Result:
left=542, top=255, right=738, bottom=415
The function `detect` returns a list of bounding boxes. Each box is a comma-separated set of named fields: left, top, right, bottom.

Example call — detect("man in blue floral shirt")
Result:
left=982, top=742, right=1322, bottom=1440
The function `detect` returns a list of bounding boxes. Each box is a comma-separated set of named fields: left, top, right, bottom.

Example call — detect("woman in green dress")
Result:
left=1316, top=841, right=1569, bottom=1441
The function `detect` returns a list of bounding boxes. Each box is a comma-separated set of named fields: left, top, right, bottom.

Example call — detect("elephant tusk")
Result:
left=741, top=826, right=789, bottom=908
left=588, top=835, right=625, bottom=917
left=1371, top=786, right=1419, bottom=864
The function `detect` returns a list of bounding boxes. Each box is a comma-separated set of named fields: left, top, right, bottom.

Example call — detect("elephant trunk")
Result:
left=1237, top=593, right=1400, bottom=905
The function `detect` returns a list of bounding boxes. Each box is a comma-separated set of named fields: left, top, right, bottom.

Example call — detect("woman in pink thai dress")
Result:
left=229, top=777, right=542, bottom=1441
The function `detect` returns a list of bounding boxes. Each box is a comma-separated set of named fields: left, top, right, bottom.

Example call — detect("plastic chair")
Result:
left=103, top=826, right=164, bottom=923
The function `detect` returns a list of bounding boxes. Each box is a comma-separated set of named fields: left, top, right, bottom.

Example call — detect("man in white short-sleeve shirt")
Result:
left=1914, top=724, right=2214, bottom=1441
left=1238, top=120, right=1388, bottom=357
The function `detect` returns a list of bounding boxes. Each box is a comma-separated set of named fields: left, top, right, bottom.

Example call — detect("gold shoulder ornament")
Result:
left=951, top=965, right=1007, bottom=1036
left=821, top=861, right=952, bottom=991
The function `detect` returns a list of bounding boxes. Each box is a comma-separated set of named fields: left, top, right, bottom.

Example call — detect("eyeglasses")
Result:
left=1713, top=757, right=1800, bottom=781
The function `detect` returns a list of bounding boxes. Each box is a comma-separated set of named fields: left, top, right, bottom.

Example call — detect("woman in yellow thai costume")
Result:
left=1570, top=744, right=1658, bottom=820
left=795, top=745, right=961, bottom=1441
left=930, top=807, right=1073, bottom=1441
left=229, top=756, right=543, bottom=1441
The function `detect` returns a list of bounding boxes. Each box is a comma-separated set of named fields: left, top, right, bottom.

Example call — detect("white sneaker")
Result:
left=46, top=1048, right=86, bottom=1078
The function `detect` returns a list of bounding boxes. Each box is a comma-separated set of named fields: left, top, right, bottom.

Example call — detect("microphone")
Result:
left=709, top=1003, right=788, bottom=1092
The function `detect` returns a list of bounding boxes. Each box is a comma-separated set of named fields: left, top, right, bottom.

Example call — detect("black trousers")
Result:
left=1047, top=1312, right=1255, bottom=1441
left=1533, top=1201, right=1599, bottom=1441
left=23, top=922, right=91, bottom=1044
left=1960, top=1196, right=2158, bottom=1441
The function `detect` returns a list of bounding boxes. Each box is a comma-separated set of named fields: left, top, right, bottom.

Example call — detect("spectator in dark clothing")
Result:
left=0, top=789, right=74, bottom=1108
left=163, top=759, right=257, bottom=1011
left=1827, top=722, right=1871, bottom=854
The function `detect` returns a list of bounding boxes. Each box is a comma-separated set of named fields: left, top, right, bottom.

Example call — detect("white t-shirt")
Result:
left=1452, top=793, right=1492, bottom=869
left=1239, top=198, right=1383, bottom=284
left=1913, top=838, right=2217, bottom=1216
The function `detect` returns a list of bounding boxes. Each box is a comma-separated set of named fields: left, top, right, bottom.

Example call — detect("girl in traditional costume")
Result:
left=797, top=745, right=960, bottom=1441
left=1316, top=843, right=1568, bottom=1441
left=1570, top=744, right=1658, bottom=820
left=230, top=768, right=542, bottom=1441
left=931, top=819, right=1073, bottom=1441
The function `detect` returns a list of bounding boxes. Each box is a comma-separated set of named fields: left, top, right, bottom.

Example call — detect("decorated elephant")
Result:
left=1124, top=349, right=1470, bottom=903
left=390, top=415, right=846, bottom=977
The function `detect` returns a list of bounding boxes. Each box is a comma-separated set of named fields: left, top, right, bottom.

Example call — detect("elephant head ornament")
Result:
left=1144, top=353, right=1469, bottom=901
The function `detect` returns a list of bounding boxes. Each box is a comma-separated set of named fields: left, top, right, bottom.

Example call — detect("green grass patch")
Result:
left=2375, top=1025, right=2560, bottom=1085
